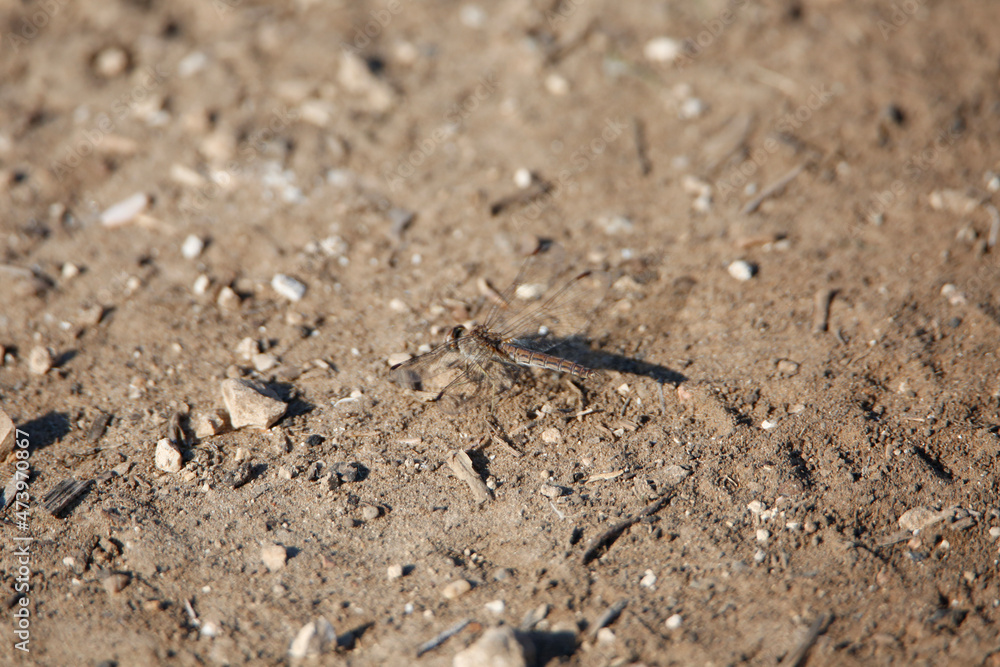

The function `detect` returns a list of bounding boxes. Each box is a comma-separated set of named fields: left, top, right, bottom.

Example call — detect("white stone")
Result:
left=640, top=570, right=657, bottom=588
left=261, top=542, right=287, bottom=571
left=181, top=234, right=205, bottom=259
left=235, top=337, right=259, bottom=360
left=644, top=37, right=682, bottom=63
left=193, top=274, right=211, bottom=296
left=271, top=274, right=306, bottom=302
left=288, top=616, right=336, bottom=659
left=28, top=346, right=53, bottom=375
left=387, top=564, right=404, bottom=580
left=728, top=260, right=756, bottom=281
left=100, top=192, right=149, bottom=227
left=221, top=378, right=287, bottom=429
left=665, top=613, right=682, bottom=630
left=155, top=438, right=183, bottom=473
left=514, top=168, right=532, bottom=189
left=442, top=579, right=472, bottom=599
left=485, top=599, right=506, bottom=614
left=756, top=529, right=770, bottom=544
left=454, top=626, right=533, bottom=667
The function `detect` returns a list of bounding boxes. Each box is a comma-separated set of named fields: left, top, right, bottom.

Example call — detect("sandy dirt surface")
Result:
left=2, top=0, right=1000, bottom=665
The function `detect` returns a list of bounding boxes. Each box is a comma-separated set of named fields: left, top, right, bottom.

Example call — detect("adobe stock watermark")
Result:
left=716, top=83, right=836, bottom=203
left=49, top=65, right=169, bottom=181
left=381, top=71, right=498, bottom=192
left=509, top=117, right=627, bottom=230
left=674, top=0, right=750, bottom=70
left=10, top=428, right=32, bottom=653
left=6, top=0, right=68, bottom=53
left=340, top=0, right=407, bottom=55
left=178, top=105, right=300, bottom=219
left=860, top=121, right=964, bottom=224
left=877, top=0, right=928, bottom=40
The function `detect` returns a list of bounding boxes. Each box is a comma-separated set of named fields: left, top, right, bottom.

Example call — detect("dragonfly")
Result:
left=389, top=244, right=609, bottom=413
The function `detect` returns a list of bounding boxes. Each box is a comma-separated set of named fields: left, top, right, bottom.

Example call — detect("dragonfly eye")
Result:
left=449, top=325, right=467, bottom=340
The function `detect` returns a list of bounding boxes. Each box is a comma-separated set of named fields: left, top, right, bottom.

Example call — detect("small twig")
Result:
left=986, top=204, right=999, bottom=249
left=41, top=478, right=94, bottom=517
left=489, top=181, right=551, bottom=216
left=548, top=500, right=565, bottom=520
left=658, top=382, right=666, bottom=415
left=582, top=493, right=673, bottom=564
left=446, top=450, right=492, bottom=504
left=812, top=288, right=835, bottom=333
left=632, top=117, right=651, bottom=176
left=486, top=415, right=522, bottom=457
left=184, top=598, right=200, bottom=628
left=787, top=613, right=832, bottom=667
left=742, top=162, right=807, bottom=215
left=416, top=618, right=471, bottom=657
left=591, top=599, right=628, bottom=637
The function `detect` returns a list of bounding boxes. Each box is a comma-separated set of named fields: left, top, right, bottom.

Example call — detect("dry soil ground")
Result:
left=2, top=0, right=1000, bottom=665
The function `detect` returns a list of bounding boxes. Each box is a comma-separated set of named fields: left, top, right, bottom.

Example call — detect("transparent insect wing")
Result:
left=485, top=246, right=609, bottom=344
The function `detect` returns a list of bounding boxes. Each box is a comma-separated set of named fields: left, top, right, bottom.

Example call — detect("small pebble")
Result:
left=761, top=419, right=778, bottom=430
left=453, top=626, right=533, bottom=667
left=644, top=37, right=682, bottom=63
left=776, top=359, right=799, bottom=375
left=540, top=428, right=562, bottom=444
left=61, top=263, right=80, bottom=279
left=261, top=543, right=288, bottom=571
left=539, top=483, right=566, bottom=499
left=664, top=613, right=682, bottom=630
left=545, top=73, right=569, bottom=95
left=252, top=352, right=278, bottom=372
left=28, top=346, right=53, bottom=375
left=221, top=378, right=287, bottom=429
left=989, top=527, right=1000, bottom=539
left=386, top=352, right=411, bottom=367
left=387, top=564, right=404, bottom=580
left=441, top=579, right=472, bottom=599
left=756, top=529, right=771, bottom=544
left=361, top=504, right=380, bottom=521
left=288, top=617, right=336, bottom=659
left=728, top=260, right=756, bottom=281
left=102, top=572, right=131, bottom=595
left=747, top=500, right=766, bottom=516
left=217, top=286, right=241, bottom=310
left=193, top=274, right=211, bottom=296
left=100, top=192, right=149, bottom=227
left=514, top=168, right=532, bottom=189
left=753, top=549, right=767, bottom=564
left=181, top=234, right=205, bottom=260
left=640, top=570, right=657, bottom=588
left=235, top=337, right=259, bottom=360
left=484, top=599, right=506, bottom=614
left=271, top=274, right=307, bottom=302
left=154, top=438, right=183, bottom=473
left=596, top=627, right=616, bottom=644
left=941, top=283, right=967, bottom=306
left=94, top=46, right=129, bottom=78
left=193, top=410, right=229, bottom=438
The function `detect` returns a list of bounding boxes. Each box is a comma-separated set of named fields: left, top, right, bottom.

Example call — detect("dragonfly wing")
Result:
left=493, top=267, right=610, bottom=344
left=390, top=340, right=519, bottom=411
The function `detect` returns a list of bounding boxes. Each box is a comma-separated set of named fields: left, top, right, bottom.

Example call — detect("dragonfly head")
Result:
left=448, top=325, right=467, bottom=341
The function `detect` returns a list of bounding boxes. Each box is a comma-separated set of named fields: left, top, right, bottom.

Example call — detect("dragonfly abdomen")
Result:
left=500, top=343, right=594, bottom=378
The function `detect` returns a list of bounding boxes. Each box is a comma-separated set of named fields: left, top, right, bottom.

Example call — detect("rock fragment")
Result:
left=221, top=378, right=286, bottom=429
left=154, top=438, right=183, bottom=473
left=28, top=346, right=53, bottom=375
left=288, top=616, right=336, bottom=659
left=442, top=579, right=472, bottom=600
left=100, top=192, right=149, bottom=227
left=261, top=543, right=288, bottom=571
left=453, top=626, right=535, bottom=667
